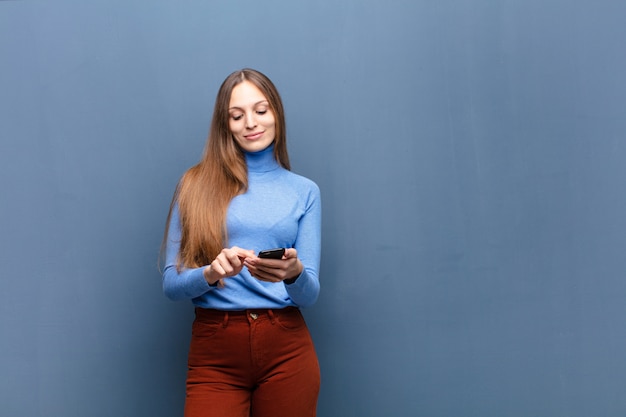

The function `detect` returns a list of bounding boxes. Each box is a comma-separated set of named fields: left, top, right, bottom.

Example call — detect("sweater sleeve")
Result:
left=162, top=204, right=213, bottom=301
left=285, top=182, right=322, bottom=307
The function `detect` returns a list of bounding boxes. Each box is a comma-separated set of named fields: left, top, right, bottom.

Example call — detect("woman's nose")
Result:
left=245, top=112, right=257, bottom=129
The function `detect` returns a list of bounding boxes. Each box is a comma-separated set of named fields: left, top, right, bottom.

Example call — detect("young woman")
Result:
left=162, top=69, right=321, bottom=417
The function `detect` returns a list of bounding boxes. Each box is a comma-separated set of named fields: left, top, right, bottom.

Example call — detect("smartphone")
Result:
left=258, top=248, right=285, bottom=259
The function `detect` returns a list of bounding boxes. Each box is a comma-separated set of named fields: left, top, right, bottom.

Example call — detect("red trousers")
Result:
left=185, top=307, right=320, bottom=417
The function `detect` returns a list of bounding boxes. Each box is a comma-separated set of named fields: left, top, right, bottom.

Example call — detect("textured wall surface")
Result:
left=2, top=1, right=626, bottom=416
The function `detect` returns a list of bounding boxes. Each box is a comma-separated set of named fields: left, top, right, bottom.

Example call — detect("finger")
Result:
left=231, top=246, right=255, bottom=259
left=283, top=248, right=298, bottom=259
left=251, top=268, right=282, bottom=283
left=215, top=253, right=237, bottom=276
left=225, top=247, right=250, bottom=268
left=245, top=258, right=276, bottom=280
left=224, top=250, right=244, bottom=267
left=247, top=258, right=283, bottom=275
left=255, top=261, right=293, bottom=282
left=210, top=260, right=227, bottom=278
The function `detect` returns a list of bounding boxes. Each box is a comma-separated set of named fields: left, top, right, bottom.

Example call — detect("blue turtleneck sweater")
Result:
left=162, top=145, right=321, bottom=310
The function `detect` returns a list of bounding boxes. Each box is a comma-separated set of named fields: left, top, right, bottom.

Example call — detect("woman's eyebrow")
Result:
left=229, top=100, right=269, bottom=111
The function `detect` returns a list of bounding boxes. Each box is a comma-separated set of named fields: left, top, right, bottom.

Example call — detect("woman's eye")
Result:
left=231, top=114, right=243, bottom=121
left=256, top=109, right=267, bottom=115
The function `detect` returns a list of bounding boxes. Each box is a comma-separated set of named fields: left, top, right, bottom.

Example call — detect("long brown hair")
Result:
left=164, top=69, right=291, bottom=270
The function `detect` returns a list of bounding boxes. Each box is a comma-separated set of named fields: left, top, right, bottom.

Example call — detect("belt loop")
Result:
left=222, top=311, right=229, bottom=328
left=268, top=309, right=276, bottom=324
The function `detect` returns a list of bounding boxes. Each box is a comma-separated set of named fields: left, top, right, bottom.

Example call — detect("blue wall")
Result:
left=2, top=1, right=626, bottom=416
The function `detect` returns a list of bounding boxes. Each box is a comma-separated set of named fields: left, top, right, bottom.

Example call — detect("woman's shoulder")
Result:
left=281, top=169, right=320, bottom=192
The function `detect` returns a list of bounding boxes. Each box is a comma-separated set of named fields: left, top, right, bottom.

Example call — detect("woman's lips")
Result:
left=244, top=131, right=264, bottom=140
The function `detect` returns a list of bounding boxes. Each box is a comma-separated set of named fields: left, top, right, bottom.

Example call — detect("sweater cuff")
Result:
left=283, top=274, right=299, bottom=285
left=189, top=267, right=213, bottom=294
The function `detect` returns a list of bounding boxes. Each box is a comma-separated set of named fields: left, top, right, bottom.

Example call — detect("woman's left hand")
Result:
left=244, top=248, right=303, bottom=283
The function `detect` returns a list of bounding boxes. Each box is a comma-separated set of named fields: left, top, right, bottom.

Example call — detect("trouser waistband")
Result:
left=194, top=306, right=300, bottom=324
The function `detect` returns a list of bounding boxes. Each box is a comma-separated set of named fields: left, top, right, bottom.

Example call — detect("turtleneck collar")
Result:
left=245, top=143, right=281, bottom=173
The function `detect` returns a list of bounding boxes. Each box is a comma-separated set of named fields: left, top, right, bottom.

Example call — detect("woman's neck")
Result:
left=245, top=144, right=280, bottom=173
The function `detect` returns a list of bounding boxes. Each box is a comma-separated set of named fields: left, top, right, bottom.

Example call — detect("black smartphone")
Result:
left=258, top=248, right=285, bottom=259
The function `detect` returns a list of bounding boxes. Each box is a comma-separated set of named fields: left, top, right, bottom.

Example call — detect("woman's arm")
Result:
left=252, top=183, right=322, bottom=307
left=161, top=205, right=212, bottom=301
left=284, top=186, right=322, bottom=307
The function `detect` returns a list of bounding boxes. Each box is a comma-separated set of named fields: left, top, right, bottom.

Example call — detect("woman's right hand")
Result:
left=203, top=246, right=255, bottom=286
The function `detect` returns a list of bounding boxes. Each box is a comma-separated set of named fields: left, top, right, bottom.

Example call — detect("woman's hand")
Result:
left=203, top=246, right=255, bottom=286
left=244, top=248, right=303, bottom=283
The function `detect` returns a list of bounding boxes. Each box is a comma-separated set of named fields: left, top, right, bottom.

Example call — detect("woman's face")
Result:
left=228, top=80, right=276, bottom=153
